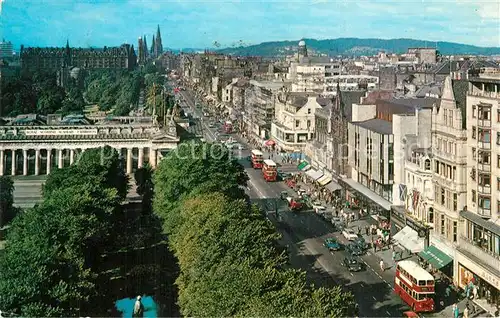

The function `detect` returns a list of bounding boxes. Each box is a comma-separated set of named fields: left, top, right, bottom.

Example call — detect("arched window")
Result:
left=428, top=207, right=434, bottom=224
left=425, top=159, right=431, bottom=170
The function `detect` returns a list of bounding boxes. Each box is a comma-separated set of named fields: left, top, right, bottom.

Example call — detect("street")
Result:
left=178, top=87, right=410, bottom=317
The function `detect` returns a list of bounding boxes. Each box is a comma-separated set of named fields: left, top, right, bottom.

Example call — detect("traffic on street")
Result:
left=174, top=84, right=489, bottom=318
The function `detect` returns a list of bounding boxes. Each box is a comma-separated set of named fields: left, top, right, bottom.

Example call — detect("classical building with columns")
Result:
left=0, top=114, right=180, bottom=176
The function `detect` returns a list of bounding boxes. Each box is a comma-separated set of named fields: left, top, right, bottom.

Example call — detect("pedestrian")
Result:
left=365, top=226, right=369, bottom=236
left=452, top=303, right=459, bottom=318
left=379, top=260, right=384, bottom=272
left=357, top=226, right=361, bottom=235
left=463, top=305, right=469, bottom=318
left=392, top=250, right=396, bottom=261
left=473, top=286, right=478, bottom=299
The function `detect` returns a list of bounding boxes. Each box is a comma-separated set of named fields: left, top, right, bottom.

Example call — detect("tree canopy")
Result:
left=153, top=142, right=357, bottom=317
left=0, top=176, right=15, bottom=227
left=0, top=147, right=127, bottom=317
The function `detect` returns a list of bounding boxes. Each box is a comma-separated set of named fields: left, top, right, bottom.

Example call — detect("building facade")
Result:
left=0, top=39, right=13, bottom=59
left=271, top=93, right=323, bottom=152
left=20, top=41, right=137, bottom=71
left=0, top=114, right=179, bottom=176
left=459, top=70, right=500, bottom=308
left=429, top=76, right=469, bottom=280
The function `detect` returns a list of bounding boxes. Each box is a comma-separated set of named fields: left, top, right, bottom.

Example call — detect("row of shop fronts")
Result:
left=301, top=152, right=500, bottom=312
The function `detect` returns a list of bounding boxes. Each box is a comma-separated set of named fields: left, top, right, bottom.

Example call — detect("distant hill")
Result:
left=214, top=38, right=500, bottom=57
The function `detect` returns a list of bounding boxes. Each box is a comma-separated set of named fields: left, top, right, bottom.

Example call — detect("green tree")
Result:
left=0, top=176, right=14, bottom=227
left=0, top=146, right=127, bottom=317
left=153, top=142, right=248, bottom=233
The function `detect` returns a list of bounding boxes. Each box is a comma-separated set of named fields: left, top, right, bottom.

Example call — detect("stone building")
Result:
left=0, top=113, right=179, bottom=177
left=459, top=69, right=500, bottom=306
left=20, top=41, right=137, bottom=71
left=429, top=76, right=469, bottom=279
left=271, top=92, right=323, bottom=152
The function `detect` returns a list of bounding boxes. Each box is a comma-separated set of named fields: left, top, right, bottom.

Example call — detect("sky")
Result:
left=0, top=0, right=499, bottom=50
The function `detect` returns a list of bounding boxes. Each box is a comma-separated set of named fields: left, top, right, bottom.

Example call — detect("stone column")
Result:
left=11, top=149, right=16, bottom=176
left=58, top=149, right=64, bottom=169
left=126, top=148, right=133, bottom=174
left=47, top=149, right=52, bottom=175
left=0, top=150, right=4, bottom=176
left=70, top=149, right=75, bottom=165
left=35, top=149, right=40, bottom=176
left=138, top=148, right=144, bottom=168
left=23, top=149, right=28, bottom=176
left=150, top=149, right=157, bottom=168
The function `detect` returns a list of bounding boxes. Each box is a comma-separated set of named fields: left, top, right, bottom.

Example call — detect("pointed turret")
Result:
left=143, top=35, right=148, bottom=58
left=151, top=35, right=156, bottom=57
left=155, top=25, right=163, bottom=57
left=64, top=39, right=71, bottom=66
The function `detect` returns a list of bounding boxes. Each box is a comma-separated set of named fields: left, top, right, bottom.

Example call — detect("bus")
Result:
left=394, top=260, right=435, bottom=313
left=262, top=159, right=277, bottom=182
left=251, top=149, right=264, bottom=169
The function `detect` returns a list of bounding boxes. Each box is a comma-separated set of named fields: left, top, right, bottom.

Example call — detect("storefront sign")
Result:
left=406, top=218, right=428, bottom=238
left=24, top=129, right=98, bottom=136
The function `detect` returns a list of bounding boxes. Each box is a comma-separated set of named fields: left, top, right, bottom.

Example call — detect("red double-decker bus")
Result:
left=251, top=149, right=264, bottom=169
left=394, top=260, right=435, bottom=313
left=262, top=159, right=277, bottom=182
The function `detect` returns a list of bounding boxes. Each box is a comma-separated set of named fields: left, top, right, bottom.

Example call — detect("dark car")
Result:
left=353, top=237, right=368, bottom=250
left=341, top=257, right=363, bottom=272
left=346, top=243, right=364, bottom=256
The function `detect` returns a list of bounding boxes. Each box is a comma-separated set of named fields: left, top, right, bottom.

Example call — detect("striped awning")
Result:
left=317, top=174, right=332, bottom=186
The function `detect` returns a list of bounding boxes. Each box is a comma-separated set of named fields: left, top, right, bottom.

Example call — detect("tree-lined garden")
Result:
left=153, top=142, right=357, bottom=317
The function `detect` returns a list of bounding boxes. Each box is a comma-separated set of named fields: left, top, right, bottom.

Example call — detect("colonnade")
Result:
left=0, top=147, right=158, bottom=176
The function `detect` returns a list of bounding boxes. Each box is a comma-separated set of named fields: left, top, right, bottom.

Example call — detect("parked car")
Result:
left=342, top=228, right=358, bottom=241
left=346, top=243, right=364, bottom=256
left=323, top=237, right=341, bottom=251
left=208, top=123, right=215, bottom=128
left=341, top=257, right=363, bottom=272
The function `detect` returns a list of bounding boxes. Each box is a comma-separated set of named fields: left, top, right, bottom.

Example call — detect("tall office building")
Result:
left=0, top=39, right=14, bottom=59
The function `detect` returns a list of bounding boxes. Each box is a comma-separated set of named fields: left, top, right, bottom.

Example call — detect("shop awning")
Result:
left=325, top=181, right=342, bottom=192
left=297, top=161, right=309, bottom=170
left=317, top=174, right=332, bottom=186
left=393, top=226, right=425, bottom=253
left=306, top=169, right=324, bottom=181
left=418, top=245, right=453, bottom=270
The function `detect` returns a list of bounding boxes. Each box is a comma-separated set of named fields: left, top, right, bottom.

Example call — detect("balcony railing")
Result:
left=477, top=141, right=491, bottom=150
left=477, top=162, right=491, bottom=172
left=458, top=235, right=500, bottom=272
left=476, top=119, right=492, bottom=128
left=468, top=91, right=500, bottom=99
left=477, top=184, right=491, bottom=194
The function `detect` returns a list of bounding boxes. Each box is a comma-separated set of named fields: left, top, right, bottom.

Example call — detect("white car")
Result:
left=312, top=202, right=326, bottom=214
left=342, top=229, right=358, bottom=241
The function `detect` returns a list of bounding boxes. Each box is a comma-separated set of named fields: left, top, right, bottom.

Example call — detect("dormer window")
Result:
left=424, top=159, right=431, bottom=170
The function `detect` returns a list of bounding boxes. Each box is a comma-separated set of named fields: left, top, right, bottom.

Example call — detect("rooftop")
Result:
left=352, top=118, right=392, bottom=135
